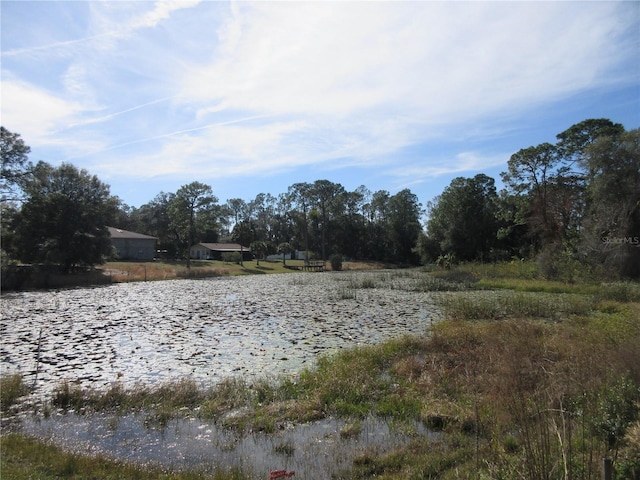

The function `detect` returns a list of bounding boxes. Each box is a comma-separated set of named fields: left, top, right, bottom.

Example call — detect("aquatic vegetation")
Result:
left=0, top=373, right=28, bottom=412
left=2, top=267, right=639, bottom=478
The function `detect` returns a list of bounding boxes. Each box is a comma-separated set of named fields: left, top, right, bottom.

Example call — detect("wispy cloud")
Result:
left=1, top=75, right=85, bottom=140
left=166, top=1, right=635, bottom=181
left=2, top=1, right=202, bottom=58
left=1, top=0, right=636, bottom=205
left=129, top=0, right=202, bottom=30
left=390, top=151, right=510, bottom=180
left=1, top=31, right=116, bottom=57
left=66, top=113, right=276, bottom=163
left=66, top=97, right=174, bottom=129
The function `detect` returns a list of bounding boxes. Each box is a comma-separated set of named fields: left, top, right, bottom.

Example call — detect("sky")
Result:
left=2, top=1, right=639, bottom=211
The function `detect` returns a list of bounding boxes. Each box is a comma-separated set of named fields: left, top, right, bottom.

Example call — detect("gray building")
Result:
left=107, top=227, right=157, bottom=261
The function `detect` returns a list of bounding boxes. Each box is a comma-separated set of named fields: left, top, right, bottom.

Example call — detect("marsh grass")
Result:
left=333, top=285, right=358, bottom=300
left=333, top=269, right=473, bottom=293
left=360, top=277, right=377, bottom=289
left=448, top=261, right=640, bottom=303
left=409, top=275, right=470, bottom=292
left=8, top=302, right=640, bottom=478
left=273, top=440, right=295, bottom=456
left=0, top=373, right=28, bottom=412
left=5, top=263, right=640, bottom=479
left=595, top=281, right=640, bottom=303
left=102, top=259, right=312, bottom=283
left=0, top=433, right=251, bottom=480
left=103, top=261, right=230, bottom=282
left=51, top=378, right=207, bottom=420
left=340, top=419, right=363, bottom=439
left=438, top=291, right=595, bottom=320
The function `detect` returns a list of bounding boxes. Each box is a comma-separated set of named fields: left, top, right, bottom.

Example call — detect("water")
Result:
left=12, top=411, right=438, bottom=478
left=1, top=271, right=440, bottom=398
left=1, top=270, right=442, bottom=476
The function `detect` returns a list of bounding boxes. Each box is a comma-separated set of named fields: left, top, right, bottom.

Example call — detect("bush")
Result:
left=330, top=254, right=343, bottom=271
left=222, top=252, right=242, bottom=264
left=536, top=247, right=591, bottom=282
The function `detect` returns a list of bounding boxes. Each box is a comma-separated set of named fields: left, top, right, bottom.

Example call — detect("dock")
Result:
left=288, top=260, right=326, bottom=272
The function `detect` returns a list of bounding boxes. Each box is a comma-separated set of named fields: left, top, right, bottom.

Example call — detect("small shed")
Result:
left=190, top=243, right=251, bottom=261
left=108, top=227, right=157, bottom=261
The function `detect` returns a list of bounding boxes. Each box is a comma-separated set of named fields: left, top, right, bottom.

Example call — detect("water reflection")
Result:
left=14, top=411, right=437, bottom=478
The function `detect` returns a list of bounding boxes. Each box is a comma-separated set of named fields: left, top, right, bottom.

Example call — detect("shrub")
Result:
left=330, top=253, right=343, bottom=271
left=222, top=252, right=242, bottom=264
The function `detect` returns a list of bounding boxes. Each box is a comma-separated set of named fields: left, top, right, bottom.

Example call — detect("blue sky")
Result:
left=2, top=1, right=639, bottom=211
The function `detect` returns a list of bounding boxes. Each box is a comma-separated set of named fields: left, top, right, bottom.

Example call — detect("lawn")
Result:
left=98, top=258, right=384, bottom=283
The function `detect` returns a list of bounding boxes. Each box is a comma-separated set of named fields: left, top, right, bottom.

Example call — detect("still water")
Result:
left=1, top=271, right=440, bottom=398
left=2, top=270, right=442, bottom=477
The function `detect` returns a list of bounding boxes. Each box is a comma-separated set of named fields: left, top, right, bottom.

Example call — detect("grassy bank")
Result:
left=2, top=263, right=639, bottom=478
left=101, top=259, right=386, bottom=281
left=1, top=258, right=385, bottom=291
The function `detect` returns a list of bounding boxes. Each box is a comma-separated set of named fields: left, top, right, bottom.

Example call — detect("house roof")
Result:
left=107, top=226, right=157, bottom=240
left=194, top=243, right=250, bottom=252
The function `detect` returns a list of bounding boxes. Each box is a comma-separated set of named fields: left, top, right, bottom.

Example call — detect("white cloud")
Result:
left=390, top=151, right=509, bottom=180
left=0, top=1, right=202, bottom=58
left=169, top=1, right=635, bottom=184
left=1, top=75, right=84, bottom=140
left=2, top=0, right=635, bottom=198
left=180, top=2, right=631, bottom=118
left=131, top=0, right=202, bottom=30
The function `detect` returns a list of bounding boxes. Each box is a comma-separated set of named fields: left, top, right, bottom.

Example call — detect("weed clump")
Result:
left=0, top=374, right=28, bottom=412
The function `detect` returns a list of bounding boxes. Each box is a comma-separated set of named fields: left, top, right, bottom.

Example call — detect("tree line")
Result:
left=0, top=127, right=423, bottom=268
left=1, top=118, right=638, bottom=278
left=113, top=180, right=424, bottom=266
left=420, top=119, right=639, bottom=279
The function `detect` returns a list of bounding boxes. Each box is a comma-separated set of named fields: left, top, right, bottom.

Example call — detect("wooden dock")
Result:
left=288, top=260, right=326, bottom=272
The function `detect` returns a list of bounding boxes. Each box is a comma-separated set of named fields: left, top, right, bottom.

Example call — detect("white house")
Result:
left=190, top=243, right=251, bottom=261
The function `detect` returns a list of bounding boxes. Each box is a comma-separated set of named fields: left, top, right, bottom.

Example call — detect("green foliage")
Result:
left=387, top=189, right=423, bottom=264
left=330, top=253, right=343, bottom=271
left=169, top=182, right=217, bottom=267
left=536, top=247, right=591, bottom=282
left=277, top=241, right=291, bottom=264
left=435, top=252, right=456, bottom=269
left=591, top=376, right=640, bottom=450
left=0, top=126, right=32, bottom=200
left=426, top=174, right=500, bottom=262
left=222, top=251, right=242, bottom=264
left=250, top=240, right=269, bottom=264
left=9, top=162, right=117, bottom=270
left=583, top=129, right=640, bottom=278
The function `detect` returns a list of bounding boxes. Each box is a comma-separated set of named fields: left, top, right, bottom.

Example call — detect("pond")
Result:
left=1, top=270, right=443, bottom=477
left=1, top=270, right=441, bottom=399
